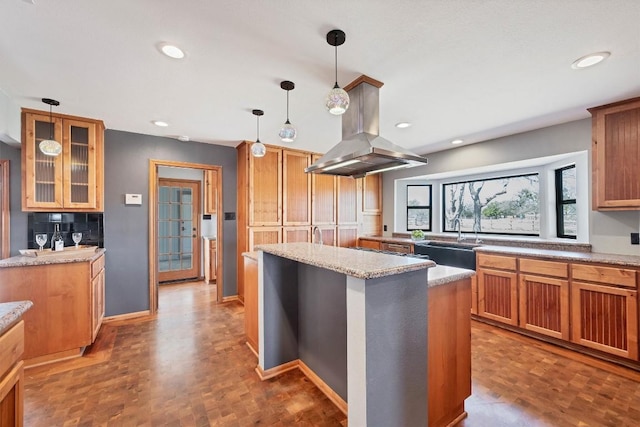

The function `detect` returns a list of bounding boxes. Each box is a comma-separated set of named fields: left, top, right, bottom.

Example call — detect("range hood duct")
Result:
left=305, top=75, right=428, bottom=178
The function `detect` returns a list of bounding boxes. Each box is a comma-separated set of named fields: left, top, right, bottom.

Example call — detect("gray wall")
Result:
left=104, top=130, right=237, bottom=316
left=1, top=133, right=237, bottom=317
left=383, top=119, right=640, bottom=256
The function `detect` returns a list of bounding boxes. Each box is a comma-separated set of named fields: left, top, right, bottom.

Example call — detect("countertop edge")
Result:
left=0, top=300, right=33, bottom=335
left=0, top=248, right=106, bottom=268
left=428, top=265, right=475, bottom=287
left=475, top=245, right=640, bottom=267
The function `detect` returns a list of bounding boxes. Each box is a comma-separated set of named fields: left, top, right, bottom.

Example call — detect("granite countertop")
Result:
left=428, top=265, right=475, bottom=287
left=0, top=301, right=33, bottom=335
left=255, top=242, right=435, bottom=280
left=475, top=245, right=640, bottom=267
left=0, top=248, right=106, bottom=268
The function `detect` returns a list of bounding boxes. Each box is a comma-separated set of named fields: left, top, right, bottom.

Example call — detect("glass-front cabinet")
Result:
left=22, top=109, right=104, bottom=211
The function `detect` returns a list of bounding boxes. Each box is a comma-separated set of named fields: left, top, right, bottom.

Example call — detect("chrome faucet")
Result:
left=454, top=218, right=465, bottom=243
left=312, top=226, right=323, bottom=245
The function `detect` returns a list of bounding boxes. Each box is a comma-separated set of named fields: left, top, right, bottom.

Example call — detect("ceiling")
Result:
left=1, top=0, right=639, bottom=155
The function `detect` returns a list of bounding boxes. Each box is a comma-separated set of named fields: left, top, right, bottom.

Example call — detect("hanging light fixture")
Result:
left=39, top=98, right=62, bottom=156
left=251, top=109, right=266, bottom=158
left=278, top=81, right=297, bottom=142
left=325, top=29, right=349, bottom=115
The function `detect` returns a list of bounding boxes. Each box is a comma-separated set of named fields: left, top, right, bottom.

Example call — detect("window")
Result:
left=442, top=173, right=540, bottom=236
left=555, top=165, right=576, bottom=239
left=407, top=185, right=432, bottom=231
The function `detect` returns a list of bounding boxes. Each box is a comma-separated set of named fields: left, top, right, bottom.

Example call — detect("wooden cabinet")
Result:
left=518, top=258, right=570, bottom=340
left=570, top=264, right=638, bottom=360
left=588, top=97, right=640, bottom=210
left=248, top=227, right=282, bottom=250
left=311, top=155, right=336, bottom=225
left=244, top=255, right=259, bottom=355
left=90, top=254, right=106, bottom=342
left=21, top=109, right=104, bottom=212
left=337, top=226, right=358, bottom=248
left=204, top=169, right=218, bottom=214
left=380, top=242, right=412, bottom=254
left=248, top=146, right=282, bottom=226
left=0, top=321, right=25, bottom=426
left=203, top=238, right=217, bottom=285
left=360, top=174, right=382, bottom=237
left=337, top=176, right=358, bottom=225
left=282, top=150, right=311, bottom=225
left=357, top=238, right=380, bottom=250
left=476, top=254, right=519, bottom=326
left=0, top=253, right=106, bottom=365
left=283, top=227, right=310, bottom=243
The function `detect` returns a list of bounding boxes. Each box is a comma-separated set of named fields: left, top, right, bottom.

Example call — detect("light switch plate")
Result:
left=125, top=193, right=142, bottom=205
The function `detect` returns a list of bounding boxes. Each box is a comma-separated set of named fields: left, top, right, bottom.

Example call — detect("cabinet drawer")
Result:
left=477, top=254, right=517, bottom=271
left=572, top=264, right=636, bottom=288
left=381, top=242, right=412, bottom=254
left=91, top=254, right=105, bottom=279
left=0, top=321, right=24, bottom=377
left=519, top=258, right=568, bottom=278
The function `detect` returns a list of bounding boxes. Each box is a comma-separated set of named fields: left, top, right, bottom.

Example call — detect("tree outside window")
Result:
left=555, top=165, right=577, bottom=239
left=407, top=185, right=432, bottom=231
left=442, top=174, right=540, bottom=236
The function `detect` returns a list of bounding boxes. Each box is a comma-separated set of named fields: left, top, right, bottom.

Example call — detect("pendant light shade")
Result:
left=251, top=109, right=266, bottom=158
left=39, top=98, right=62, bottom=156
left=278, top=81, right=297, bottom=142
left=325, top=29, right=349, bottom=115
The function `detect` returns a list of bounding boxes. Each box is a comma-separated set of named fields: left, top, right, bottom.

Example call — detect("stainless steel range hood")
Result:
left=305, top=75, right=428, bottom=178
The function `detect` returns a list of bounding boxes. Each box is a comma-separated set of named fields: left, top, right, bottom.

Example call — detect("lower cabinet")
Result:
left=91, top=264, right=105, bottom=342
left=475, top=252, right=640, bottom=362
left=357, top=238, right=380, bottom=250
left=0, top=321, right=25, bottom=426
left=243, top=255, right=259, bottom=355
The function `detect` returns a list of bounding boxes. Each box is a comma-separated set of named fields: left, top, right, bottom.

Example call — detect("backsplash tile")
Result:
left=28, top=213, right=104, bottom=249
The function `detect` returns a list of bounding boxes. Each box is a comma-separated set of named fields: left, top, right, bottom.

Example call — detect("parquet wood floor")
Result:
left=23, top=281, right=640, bottom=426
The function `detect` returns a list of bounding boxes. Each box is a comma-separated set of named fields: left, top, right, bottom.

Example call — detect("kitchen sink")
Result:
left=413, top=241, right=478, bottom=270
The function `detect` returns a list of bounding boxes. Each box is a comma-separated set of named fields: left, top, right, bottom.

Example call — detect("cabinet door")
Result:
left=337, top=176, right=358, bottom=225
left=205, top=170, right=218, bottom=215
left=244, top=256, right=259, bottom=355
left=337, top=225, right=358, bottom=248
left=571, top=281, right=638, bottom=360
left=357, top=238, right=381, bottom=250
left=248, top=227, right=282, bottom=251
left=209, top=240, right=217, bottom=282
left=91, top=267, right=105, bottom=342
left=0, top=361, right=24, bottom=427
left=63, top=118, right=98, bottom=209
left=317, top=226, right=337, bottom=246
left=477, top=268, right=518, bottom=325
left=282, top=150, right=311, bottom=225
left=22, top=112, right=64, bottom=210
left=249, top=147, right=282, bottom=226
left=311, top=155, right=336, bottom=225
left=283, top=226, right=310, bottom=243
left=589, top=98, right=640, bottom=210
left=519, top=274, right=569, bottom=340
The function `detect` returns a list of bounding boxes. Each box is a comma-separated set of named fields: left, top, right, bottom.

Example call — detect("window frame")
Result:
left=441, top=172, right=540, bottom=237
left=555, top=164, right=577, bottom=239
left=406, top=184, right=432, bottom=232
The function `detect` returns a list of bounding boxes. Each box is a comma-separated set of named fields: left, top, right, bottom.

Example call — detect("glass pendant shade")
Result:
left=326, top=84, right=350, bottom=115
left=39, top=139, right=63, bottom=156
left=251, top=140, right=266, bottom=157
left=40, top=98, right=62, bottom=156
left=279, top=120, right=296, bottom=142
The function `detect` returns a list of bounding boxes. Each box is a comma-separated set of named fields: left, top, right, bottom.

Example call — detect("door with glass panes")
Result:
left=158, top=179, right=201, bottom=282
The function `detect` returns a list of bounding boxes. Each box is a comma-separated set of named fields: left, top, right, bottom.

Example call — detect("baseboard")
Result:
left=25, top=348, right=84, bottom=368
left=246, top=342, right=258, bottom=358
left=255, top=359, right=348, bottom=416
left=222, top=295, right=239, bottom=303
left=298, top=360, right=348, bottom=415
left=103, top=310, right=151, bottom=323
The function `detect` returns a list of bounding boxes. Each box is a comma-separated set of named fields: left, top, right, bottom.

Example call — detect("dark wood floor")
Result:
left=24, top=281, right=640, bottom=426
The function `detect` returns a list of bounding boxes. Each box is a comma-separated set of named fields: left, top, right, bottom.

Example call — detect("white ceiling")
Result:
left=1, top=0, right=639, bottom=155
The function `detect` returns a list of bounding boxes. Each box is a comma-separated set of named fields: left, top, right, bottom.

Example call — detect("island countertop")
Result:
left=0, top=247, right=106, bottom=268
left=0, top=300, right=33, bottom=335
left=254, top=242, right=435, bottom=279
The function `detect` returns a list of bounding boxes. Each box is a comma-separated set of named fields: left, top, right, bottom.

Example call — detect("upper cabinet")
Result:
left=21, top=109, right=104, bottom=212
left=282, top=150, right=311, bottom=226
left=588, top=97, right=640, bottom=210
left=204, top=169, right=219, bottom=215
left=248, top=146, right=282, bottom=226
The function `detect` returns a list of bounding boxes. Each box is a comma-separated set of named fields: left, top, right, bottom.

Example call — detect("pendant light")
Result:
left=39, top=98, right=62, bottom=156
left=325, top=29, right=349, bottom=115
left=251, top=109, right=266, bottom=158
left=278, top=81, right=297, bottom=142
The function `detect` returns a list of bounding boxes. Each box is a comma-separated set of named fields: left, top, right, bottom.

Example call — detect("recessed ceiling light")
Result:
left=395, top=122, right=412, bottom=129
left=451, top=139, right=464, bottom=145
left=177, top=135, right=190, bottom=142
left=571, top=51, right=610, bottom=69
left=159, top=43, right=185, bottom=59
left=152, top=120, right=169, bottom=127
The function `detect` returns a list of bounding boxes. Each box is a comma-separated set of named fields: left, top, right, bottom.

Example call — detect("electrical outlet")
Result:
left=631, top=232, right=639, bottom=245
left=384, top=225, right=387, bottom=232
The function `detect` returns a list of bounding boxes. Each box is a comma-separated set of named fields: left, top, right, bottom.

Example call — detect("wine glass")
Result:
left=35, top=233, right=48, bottom=251
left=72, top=232, right=82, bottom=249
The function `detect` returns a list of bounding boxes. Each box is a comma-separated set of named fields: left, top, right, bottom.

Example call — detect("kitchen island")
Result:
left=0, top=248, right=106, bottom=366
left=253, top=242, right=474, bottom=427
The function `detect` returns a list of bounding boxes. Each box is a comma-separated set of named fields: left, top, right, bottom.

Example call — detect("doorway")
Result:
left=148, top=160, right=223, bottom=314
left=157, top=178, right=200, bottom=283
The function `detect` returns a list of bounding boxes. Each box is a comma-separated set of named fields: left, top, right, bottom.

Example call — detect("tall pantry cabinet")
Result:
left=236, top=142, right=382, bottom=301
